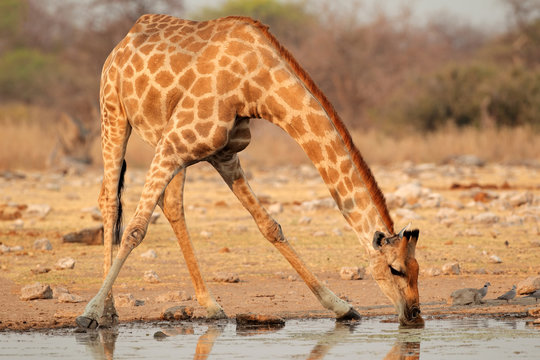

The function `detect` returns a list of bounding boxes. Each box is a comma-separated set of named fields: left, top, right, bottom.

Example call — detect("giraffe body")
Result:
left=78, top=14, right=423, bottom=328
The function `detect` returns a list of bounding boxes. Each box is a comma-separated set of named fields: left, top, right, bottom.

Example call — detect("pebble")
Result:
left=298, top=216, right=312, bottom=225
left=425, top=267, right=442, bottom=276
left=56, top=257, right=76, bottom=270
left=161, top=305, right=194, bottom=321
left=268, top=203, right=283, bottom=214
left=115, top=293, right=135, bottom=307
left=143, top=270, right=160, bottom=283
left=200, top=230, right=212, bottom=239
left=339, top=266, right=365, bottom=280
left=300, top=198, right=335, bottom=211
left=33, top=238, right=52, bottom=251
left=0, top=244, right=24, bottom=253
left=25, top=204, right=52, bottom=219
left=394, top=208, right=423, bottom=220
left=442, top=262, right=461, bottom=275
left=140, top=249, right=158, bottom=259
left=472, top=212, right=499, bottom=224
left=58, top=293, right=84, bottom=303
left=52, top=286, right=70, bottom=298
left=20, top=282, right=53, bottom=300
left=489, top=254, right=503, bottom=263
left=213, top=272, right=240, bottom=283
left=312, top=231, right=327, bottom=237
left=517, top=276, right=540, bottom=295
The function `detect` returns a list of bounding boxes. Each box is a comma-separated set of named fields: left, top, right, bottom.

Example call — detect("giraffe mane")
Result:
left=226, top=16, right=394, bottom=234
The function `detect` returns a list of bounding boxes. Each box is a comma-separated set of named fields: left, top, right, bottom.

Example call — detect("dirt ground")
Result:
left=1, top=161, right=539, bottom=331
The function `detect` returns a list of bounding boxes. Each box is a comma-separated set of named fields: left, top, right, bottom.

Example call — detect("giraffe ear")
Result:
left=372, top=231, right=386, bottom=250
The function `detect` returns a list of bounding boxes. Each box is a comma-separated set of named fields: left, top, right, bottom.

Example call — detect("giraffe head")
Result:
left=370, top=228, right=423, bottom=327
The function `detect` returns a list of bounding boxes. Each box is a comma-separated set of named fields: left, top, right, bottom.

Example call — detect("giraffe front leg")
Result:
left=211, top=155, right=360, bottom=320
left=159, top=170, right=226, bottom=319
left=78, top=138, right=184, bottom=328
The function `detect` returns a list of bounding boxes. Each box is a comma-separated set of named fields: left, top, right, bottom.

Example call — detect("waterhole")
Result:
left=1, top=317, right=539, bottom=359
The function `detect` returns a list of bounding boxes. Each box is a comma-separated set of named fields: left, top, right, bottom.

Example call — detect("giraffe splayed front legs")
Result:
left=78, top=14, right=422, bottom=328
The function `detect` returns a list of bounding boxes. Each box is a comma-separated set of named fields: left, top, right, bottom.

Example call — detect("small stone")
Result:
left=509, top=192, right=533, bottom=207
left=25, top=204, right=51, bottom=218
left=56, top=257, right=76, bottom=270
left=268, top=203, right=283, bottom=215
left=143, top=270, right=160, bottom=283
left=448, top=288, right=482, bottom=306
left=464, top=228, right=482, bottom=237
left=156, top=290, right=192, bottom=303
left=33, top=238, right=52, bottom=251
left=489, top=254, right=503, bottom=263
left=81, top=206, right=102, bottom=221
left=442, top=262, right=460, bottom=275
left=394, top=182, right=423, bottom=203
left=45, top=183, right=61, bottom=191
left=298, top=216, right=312, bottom=225
left=30, top=264, right=51, bottom=274
left=200, top=230, right=212, bottom=239
left=517, top=276, right=540, bottom=295
left=140, top=249, right=158, bottom=259
left=339, top=266, right=365, bottom=280
left=58, top=293, right=84, bottom=303
left=20, top=282, right=53, bottom=300
left=472, top=212, right=499, bottom=224
left=52, top=286, right=70, bottom=298
left=213, top=272, right=240, bottom=283
left=154, top=331, right=169, bottom=339
left=332, top=228, right=343, bottom=236
left=13, top=219, right=24, bottom=229
left=474, top=268, right=488, bottom=275
left=149, top=212, right=160, bottom=224
left=115, top=293, right=135, bottom=307
left=219, top=247, right=230, bottom=253
left=134, top=299, right=145, bottom=306
left=62, top=225, right=103, bottom=245
left=161, top=305, right=194, bottom=320
left=236, top=313, right=285, bottom=327
left=312, top=230, right=327, bottom=237
left=300, top=198, right=335, bottom=211
left=235, top=225, right=248, bottom=232
left=394, top=208, right=423, bottom=220
left=425, top=267, right=442, bottom=276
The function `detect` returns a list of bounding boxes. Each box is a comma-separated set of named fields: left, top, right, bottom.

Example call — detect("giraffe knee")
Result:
left=263, top=221, right=286, bottom=243
left=122, top=225, right=147, bottom=249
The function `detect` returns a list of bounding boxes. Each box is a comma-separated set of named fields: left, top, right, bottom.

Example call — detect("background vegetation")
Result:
left=1, top=0, right=539, bottom=169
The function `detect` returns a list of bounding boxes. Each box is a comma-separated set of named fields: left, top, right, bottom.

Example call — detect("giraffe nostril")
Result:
left=410, top=306, right=421, bottom=318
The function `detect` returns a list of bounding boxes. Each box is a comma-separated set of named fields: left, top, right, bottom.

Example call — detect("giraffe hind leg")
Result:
left=210, top=154, right=360, bottom=320
left=158, top=170, right=226, bottom=319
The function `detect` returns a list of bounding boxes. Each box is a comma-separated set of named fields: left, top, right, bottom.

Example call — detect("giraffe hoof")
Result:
left=208, top=308, right=228, bottom=320
left=76, top=315, right=99, bottom=329
left=336, top=307, right=361, bottom=322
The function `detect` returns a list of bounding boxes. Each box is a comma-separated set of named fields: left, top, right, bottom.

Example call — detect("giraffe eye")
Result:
left=389, top=266, right=406, bottom=277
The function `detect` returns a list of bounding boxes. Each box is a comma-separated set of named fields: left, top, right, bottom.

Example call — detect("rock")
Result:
left=52, top=286, right=70, bottom=298
left=156, top=290, right=192, bottom=303
left=450, top=155, right=485, bottom=167
left=25, top=204, right=51, bottom=219
left=236, top=313, right=285, bottom=327
left=472, top=212, right=499, bottom=224
left=332, top=228, right=343, bottom=236
left=504, top=215, right=524, bottom=226
left=393, top=182, right=423, bottom=203
left=298, top=216, right=312, bottom=225
left=58, top=293, right=84, bottom=303
left=442, top=262, right=460, bottom=275
left=161, top=305, right=194, bottom=320
left=448, top=288, right=482, bottom=305
left=436, top=208, right=457, bottom=220
left=33, top=238, right=52, bottom=251
left=149, top=212, right=160, bottom=224
left=56, top=257, right=75, bottom=270
left=474, top=268, right=488, bottom=275
left=115, top=293, right=135, bottom=307
left=135, top=299, right=145, bottom=306
left=30, top=264, right=51, bottom=274
left=312, top=231, right=327, bottom=237
left=200, top=230, right=212, bottom=239
left=509, top=192, right=533, bottom=207
left=20, top=282, right=53, bottom=300
left=517, top=276, right=540, bottom=295
left=528, top=306, right=540, bottom=317
left=268, top=203, right=283, bottom=215
left=425, top=267, right=442, bottom=276
left=384, top=193, right=405, bottom=209
left=420, top=193, right=443, bottom=208
left=12, top=219, right=24, bottom=229
left=339, top=266, right=365, bottom=280
left=489, top=254, right=503, bottom=263
left=140, top=249, right=158, bottom=259
left=394, top=208, right=423, bottom=220
left=464, top=228, right=482, bottom=237
left=143, top=270, right=160, bottom=283
left=62, top=225, right=103, bottom=245
left=81, top=206, right=102, bottom=221
left=213, top=272, right=240, bottom=283
left=300, top=198, right=336, bottom=211
left=0, top=244, right=23, bottom=253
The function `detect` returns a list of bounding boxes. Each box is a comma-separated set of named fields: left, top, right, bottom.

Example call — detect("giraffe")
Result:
left=76, top=14, right=423, bottom=329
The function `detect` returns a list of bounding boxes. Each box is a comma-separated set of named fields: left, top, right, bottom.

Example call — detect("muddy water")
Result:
left=1, top=317, right=539, bottom=359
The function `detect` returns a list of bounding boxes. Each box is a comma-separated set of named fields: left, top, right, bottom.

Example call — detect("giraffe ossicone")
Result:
left=77, top=14, right=423, bottom=329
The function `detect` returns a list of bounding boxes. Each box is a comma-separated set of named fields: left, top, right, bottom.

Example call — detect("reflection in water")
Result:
left=75, top=321, right=422, bottom=360
left=75, top=328, right=118, bottom=360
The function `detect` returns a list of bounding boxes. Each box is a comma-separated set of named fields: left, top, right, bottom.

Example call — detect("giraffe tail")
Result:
left=113, top=160, right=127, bottom=245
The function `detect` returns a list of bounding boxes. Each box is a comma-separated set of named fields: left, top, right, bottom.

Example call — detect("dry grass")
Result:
left=1, top=104, right=539, bottom=171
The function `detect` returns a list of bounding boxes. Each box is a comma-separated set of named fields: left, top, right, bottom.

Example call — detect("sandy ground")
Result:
left=1, top=161, right=539, bottom=331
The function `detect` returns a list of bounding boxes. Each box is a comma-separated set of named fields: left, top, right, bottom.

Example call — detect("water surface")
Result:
left=1, top=317, right=539, bottom=359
